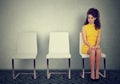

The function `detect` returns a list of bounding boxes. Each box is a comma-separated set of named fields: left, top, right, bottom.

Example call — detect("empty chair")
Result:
left=79, top=32, right=106, bottom=78
left=46, top=32, right=71, bottom=79
left=12, top=32, right=37, bottom=79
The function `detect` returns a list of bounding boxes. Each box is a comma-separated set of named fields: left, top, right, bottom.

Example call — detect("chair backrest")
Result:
left=79, top=32, right=83, bottom=54
left=17, top=32, right=37, bottom=54
left=49, top=32, right=70, bottom=53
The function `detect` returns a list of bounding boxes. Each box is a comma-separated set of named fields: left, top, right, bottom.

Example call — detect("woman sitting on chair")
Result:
left=82, top=8, right=101, bottom=80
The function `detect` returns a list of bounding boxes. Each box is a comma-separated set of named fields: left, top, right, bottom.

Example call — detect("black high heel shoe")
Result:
left=91, top=78, right=96, bottom=81
left=95, top=77, right=100, bottom=81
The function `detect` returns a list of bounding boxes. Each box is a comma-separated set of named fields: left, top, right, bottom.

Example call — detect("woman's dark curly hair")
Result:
left=84, top=8, right=101, bottom=30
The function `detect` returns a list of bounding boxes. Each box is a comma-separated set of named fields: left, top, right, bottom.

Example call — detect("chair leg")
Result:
left=68, top=59, right=71, bottom=79
left=47, top=59, right=49, bottom=79
left=104, top=58, right=106, bottom=78
left=33, top=59, right=36, bottom=79
left=82, top=58, right=85, bottom=78
left=12, top=59, right=15, bottom=79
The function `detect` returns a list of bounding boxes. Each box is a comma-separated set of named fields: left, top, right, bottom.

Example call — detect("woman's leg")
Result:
left=95, top=48, right=101, bottom=79
left=88, top=48, right=96, bottom=79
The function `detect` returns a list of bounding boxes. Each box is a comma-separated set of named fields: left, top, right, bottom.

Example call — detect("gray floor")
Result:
left=0, top=70, right=120, bottom=84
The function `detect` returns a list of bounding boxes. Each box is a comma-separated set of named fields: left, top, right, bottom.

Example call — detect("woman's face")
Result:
left=87, top=14, right=96, bottom=24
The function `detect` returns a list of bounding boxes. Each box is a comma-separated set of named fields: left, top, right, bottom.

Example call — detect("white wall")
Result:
left=0, top=0, right=120, bottom=70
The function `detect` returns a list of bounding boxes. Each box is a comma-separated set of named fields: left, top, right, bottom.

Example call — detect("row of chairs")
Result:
left=11, top=32, right=106, bottom=79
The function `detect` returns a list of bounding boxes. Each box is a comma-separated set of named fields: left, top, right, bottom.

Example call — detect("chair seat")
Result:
left=12, top=53, right=37, bottom=59
left=80, top=53, right=106, bottom=58
left=46, top=53, right=71, bottom=59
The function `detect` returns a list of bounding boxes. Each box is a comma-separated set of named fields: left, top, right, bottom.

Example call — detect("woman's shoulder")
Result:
left=83, top=24, right=90, bottom=29
left=82, top=25, right=87, bottom=32
left=97, top=28, right=101, bottom=32
left=82, top=24, right=88, bottom=30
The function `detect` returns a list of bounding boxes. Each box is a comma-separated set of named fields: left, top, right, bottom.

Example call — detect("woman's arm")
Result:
left=95, top=29, right=101, bottom=48
left=82, top=26, right=93, bottom=48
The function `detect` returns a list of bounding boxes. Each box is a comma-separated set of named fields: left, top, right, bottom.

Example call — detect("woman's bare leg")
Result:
left=89, top=48, right=96, bottom=79
left=95, top=48, right=101, bottom=79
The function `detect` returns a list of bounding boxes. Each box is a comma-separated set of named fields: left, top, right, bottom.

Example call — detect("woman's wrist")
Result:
left=88, top=45, right=93, bottom=49
left=95, top=45, right=100, bottom=48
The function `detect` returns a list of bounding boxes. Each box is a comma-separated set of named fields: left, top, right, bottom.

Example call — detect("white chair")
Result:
left=12, top=32, right=37, bottom=79
left=79, top=32, right=106, bottom=78
left=46, top=32, right=71, bottom=79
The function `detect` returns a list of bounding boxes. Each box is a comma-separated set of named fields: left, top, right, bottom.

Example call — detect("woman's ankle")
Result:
left=91, top=71, right=95, bottom=79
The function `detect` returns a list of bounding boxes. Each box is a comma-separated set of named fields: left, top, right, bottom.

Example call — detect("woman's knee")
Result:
left=96, top=48, right=101, bottom=56
left=89, top=49, right=95, bottom=55
left=96, top=48, right=101, bottom=53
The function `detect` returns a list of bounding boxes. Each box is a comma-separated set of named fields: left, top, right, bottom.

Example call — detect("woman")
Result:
left=81, top=8, right=101, bottom=80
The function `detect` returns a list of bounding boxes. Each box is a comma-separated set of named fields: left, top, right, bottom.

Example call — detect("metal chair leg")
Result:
left=12, top=59, right=15, bottom=79
left=33, top=59, right=36, bottom=79
left=68, top=59, right=71, bottom=79
left=47, top=59, right=50, bottom=79
left=82, top=58, right=85, bottom=78
left=104, top=58, right=106, bottom=78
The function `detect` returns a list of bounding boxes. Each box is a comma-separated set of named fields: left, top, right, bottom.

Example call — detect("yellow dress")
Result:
left=81, top=24, right=100, bottom=54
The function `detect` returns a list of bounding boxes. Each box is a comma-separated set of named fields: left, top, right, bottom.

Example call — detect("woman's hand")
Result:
left=94, top=45, right=100, bottom=49
left=89, top=46, right=96, bottom=50
left=89, top=45, right=100, bottom=52
left=88, top=46, right=96, bottom=54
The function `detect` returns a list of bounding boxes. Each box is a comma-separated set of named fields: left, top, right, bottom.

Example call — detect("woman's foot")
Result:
left=95, top=71, right=100, bottom=79
left=91, top=72, right=95, bottom=80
